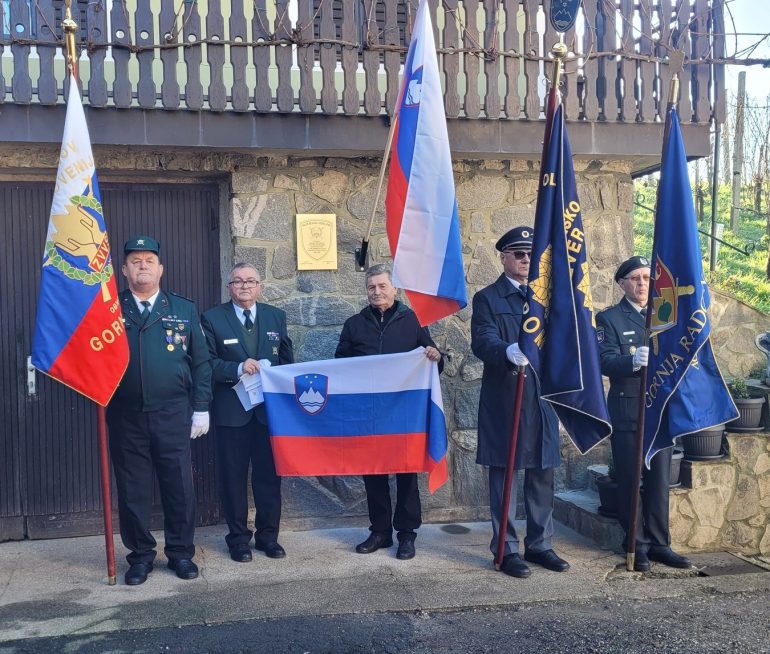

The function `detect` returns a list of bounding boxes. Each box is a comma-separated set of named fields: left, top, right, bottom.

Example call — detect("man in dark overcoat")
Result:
left=471, top=226, right=569, bottom=578
left=201, top=263, right=293, bottom=563
left=108, top=236, right=212, bottom=586
left=596, top=256, right=691, bottom=571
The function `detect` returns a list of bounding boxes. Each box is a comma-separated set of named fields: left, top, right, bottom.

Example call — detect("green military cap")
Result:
left=124, top=235, right=160, bottom=255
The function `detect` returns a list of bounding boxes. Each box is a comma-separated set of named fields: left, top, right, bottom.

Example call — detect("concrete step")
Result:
left=586, top=464, right=608, bottom=492
left=554, top=488, right=624, bottom=553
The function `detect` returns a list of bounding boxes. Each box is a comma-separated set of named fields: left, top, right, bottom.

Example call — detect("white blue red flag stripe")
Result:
left=31, top=74, right=128, bottom=406
left=385, top=0, right=466, bottom=326
left=260, top=348, right=449, bottom=493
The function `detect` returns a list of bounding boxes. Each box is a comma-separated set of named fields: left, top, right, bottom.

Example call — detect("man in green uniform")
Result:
left=108, top=236, right=212, bottom=585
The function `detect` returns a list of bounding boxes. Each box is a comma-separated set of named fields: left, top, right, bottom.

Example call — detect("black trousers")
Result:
left=216, top=414, right=282, bottom=548
left=363, top=473, right=421, bottom=538
left=611, top=429, right=672, bottom=552
left=107, top=403, right=196, bottom=565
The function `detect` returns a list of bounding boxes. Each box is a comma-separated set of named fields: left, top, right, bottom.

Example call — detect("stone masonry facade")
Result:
left=671, top=433, right=770, bottom=556
left=3, top=144, right=768, bottom=531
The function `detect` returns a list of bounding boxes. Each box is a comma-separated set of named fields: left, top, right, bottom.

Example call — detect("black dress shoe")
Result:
left=355, top=532, right=394, bottom=554
left=396, top=537, right=416, bottom=560
left=501, top=553, right=531, bottom=578
left=648, top=547, right=691, bottom=568
left=255, top=541, right=286, bottom=559
left=167, top=558, right=199, bottom=580
left=229, top=543, right=253, bottom=563
left=523, top=549, right=570, bottom=572
left=634, top=551, right=651, bottom=572
left=125, top=562, right=153, bottom=585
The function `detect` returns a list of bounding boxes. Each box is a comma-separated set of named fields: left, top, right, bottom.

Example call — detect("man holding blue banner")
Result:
left=597, top=257, right=691, bottom=571
left=472, top=227, right=567, bottom=579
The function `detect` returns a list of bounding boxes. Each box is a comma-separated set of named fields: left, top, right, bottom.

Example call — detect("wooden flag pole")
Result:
left=625, top=72, right=680, bottom=572
left=62, top=0, right=117, bottom=586
left=495, top=43, right=566, bottom=572
left=356, top=108, right=401, bottom=269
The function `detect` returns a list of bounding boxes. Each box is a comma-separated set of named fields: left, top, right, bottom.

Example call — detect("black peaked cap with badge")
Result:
left=614, top=255, right=650, bottom=282
left=124, top=235, right=160, bottom=256
left=495, top=226, right=533, bottom=252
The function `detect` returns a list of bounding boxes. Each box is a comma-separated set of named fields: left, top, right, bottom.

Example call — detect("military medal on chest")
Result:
left=165, top=328, right=175, bottom=351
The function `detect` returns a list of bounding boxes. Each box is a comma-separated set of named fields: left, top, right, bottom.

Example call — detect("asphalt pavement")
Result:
left=1, top=520, right=769, bottom=648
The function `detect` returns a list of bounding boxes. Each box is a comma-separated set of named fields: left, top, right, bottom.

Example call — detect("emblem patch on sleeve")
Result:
left=596, top=327, right=604, bottom=343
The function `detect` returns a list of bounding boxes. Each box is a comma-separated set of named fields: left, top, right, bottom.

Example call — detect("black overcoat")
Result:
left=470, top=274, right=560, bottom=469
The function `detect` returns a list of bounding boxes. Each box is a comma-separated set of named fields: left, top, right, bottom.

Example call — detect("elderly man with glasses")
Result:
left=471, top=226, right=568, bottom=579
left=596, top=256, right=691, bottom=572
left=201, top=263, right=293, bottom=563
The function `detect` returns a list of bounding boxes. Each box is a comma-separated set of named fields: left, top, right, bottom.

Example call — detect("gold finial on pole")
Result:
left=550, top=42, right=568, bottom=93
left=669, top=72, right=680, bottom=108
left=62, top=0, right=78, bottom=74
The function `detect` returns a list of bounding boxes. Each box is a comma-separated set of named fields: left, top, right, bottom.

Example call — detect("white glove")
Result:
left=191, top=411, right=210, bottom=439
left=632, top=346, right=649, bottom=370
left=506, top=343, right=529, bottom=366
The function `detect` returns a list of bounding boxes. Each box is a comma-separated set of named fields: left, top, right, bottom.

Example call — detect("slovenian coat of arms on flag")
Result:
left=260, top=348, right=449, bottom=493
left=385, top=0, right=466, bottom=327
left=31, top=74, right=129, bottom=406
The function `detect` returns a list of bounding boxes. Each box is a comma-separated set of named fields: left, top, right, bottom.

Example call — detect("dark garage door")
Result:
left=0, top=180, right=221, bottom=540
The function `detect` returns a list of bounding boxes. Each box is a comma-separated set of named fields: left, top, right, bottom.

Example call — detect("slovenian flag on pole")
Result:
left=260, top=349, right=449, bottom=493
left=385, top=0, right=466, bottom=327
left=31, top=74, right=129, bottom=406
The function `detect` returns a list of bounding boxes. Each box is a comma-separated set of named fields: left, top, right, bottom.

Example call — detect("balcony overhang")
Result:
left=0, top=104, right=710, bottom=176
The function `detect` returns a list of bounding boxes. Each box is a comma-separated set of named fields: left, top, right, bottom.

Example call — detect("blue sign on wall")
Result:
left=548, top=0, right=582, bottom=33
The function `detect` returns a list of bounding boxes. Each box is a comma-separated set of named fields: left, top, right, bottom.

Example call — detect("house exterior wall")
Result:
left=3, top=142, right=765, bottom=529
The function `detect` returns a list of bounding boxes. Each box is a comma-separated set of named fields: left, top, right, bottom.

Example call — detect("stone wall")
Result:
left=4, top=143, right=766, bottom=529
left=671, top=433, right=770, bottom=555
left=711, top=290, right=770, bottom=379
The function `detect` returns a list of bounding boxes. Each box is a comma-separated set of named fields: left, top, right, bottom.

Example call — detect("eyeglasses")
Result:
left=504, top=250, right=531, bottom=260
left=228, top=279, right=261, bottom=288
left=623, top=275, right=650, bottom=284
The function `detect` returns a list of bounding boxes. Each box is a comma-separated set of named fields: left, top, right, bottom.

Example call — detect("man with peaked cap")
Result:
left=108, top=236, right=212, bottom=585
left=471, top=226, right=569, bottom=578
left=201, top=263, right=293, bottom=563
left=596, top=256, right=691, bottom=572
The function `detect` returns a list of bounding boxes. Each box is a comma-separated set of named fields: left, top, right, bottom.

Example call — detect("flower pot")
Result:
left=727, top=396, right=766, bottom=431
left=681, top=426, right=724, bottom=461
left=596, top=476, right=619, bottom=518
left=669, top=448, right=684, bottom=487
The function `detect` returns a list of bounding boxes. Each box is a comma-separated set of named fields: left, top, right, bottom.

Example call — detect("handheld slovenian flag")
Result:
left=31, top=74, right=128, bottom=406
left=642, top=108, right=737, bottom=466
left=385, top=0, right=466, bottom=326
left=519, top=103, right=612, bottom=453
left=260, top=349, right=448, bottom=493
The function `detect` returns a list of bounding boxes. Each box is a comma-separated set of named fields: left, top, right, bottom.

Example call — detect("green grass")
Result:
left=633, top=181, right=770, bottom=314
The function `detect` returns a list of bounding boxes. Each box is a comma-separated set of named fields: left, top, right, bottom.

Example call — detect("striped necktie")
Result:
left=243, top=308, right=253, bottom=331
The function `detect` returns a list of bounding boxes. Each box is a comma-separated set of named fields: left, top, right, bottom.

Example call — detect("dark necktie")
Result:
left=140, top=300, right=151, bottom=322
left=519, top=285, right=528, bottom=300
left=243, top=308, right=253, bottom=331
left=640, top=308, right=647, bottom=317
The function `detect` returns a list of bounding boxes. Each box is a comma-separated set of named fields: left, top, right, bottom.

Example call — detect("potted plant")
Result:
left=669, top=447, right=684, bottom=487
left=726, top=377, right=766, bottom=431
left=681, top=424, right=725, bottom=460
left=597, top=452, right=619, bottom=518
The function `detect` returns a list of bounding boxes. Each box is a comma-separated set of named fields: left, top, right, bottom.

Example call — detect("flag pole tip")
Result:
left=551, top=43, right=568, bottom=60
left=107, top=576, right=117, bottom=586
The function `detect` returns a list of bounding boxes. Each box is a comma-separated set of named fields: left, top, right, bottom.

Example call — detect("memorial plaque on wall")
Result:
left=296, top=214, right=338, bottom=270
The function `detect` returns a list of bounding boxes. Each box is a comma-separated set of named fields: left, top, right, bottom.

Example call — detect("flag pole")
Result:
left=495, top=43, right=566, bottom=571
left=625, top=72, right=680, bottom=572
left=356, top=108, right=401, bottom=269
left=62, top=0, right=117, bottom=586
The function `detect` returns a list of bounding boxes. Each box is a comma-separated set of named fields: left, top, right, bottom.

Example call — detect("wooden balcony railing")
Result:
left=0, top=0, right=725, bottom=124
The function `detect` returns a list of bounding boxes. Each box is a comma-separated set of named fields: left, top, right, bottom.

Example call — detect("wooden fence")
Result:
left=0, top=0, right=725, bottom=123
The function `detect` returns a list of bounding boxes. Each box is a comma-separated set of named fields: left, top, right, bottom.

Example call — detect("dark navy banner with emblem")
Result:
left=519, top=104, right=612, bottom=453
left=643, top=109, right=737, bottom=466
